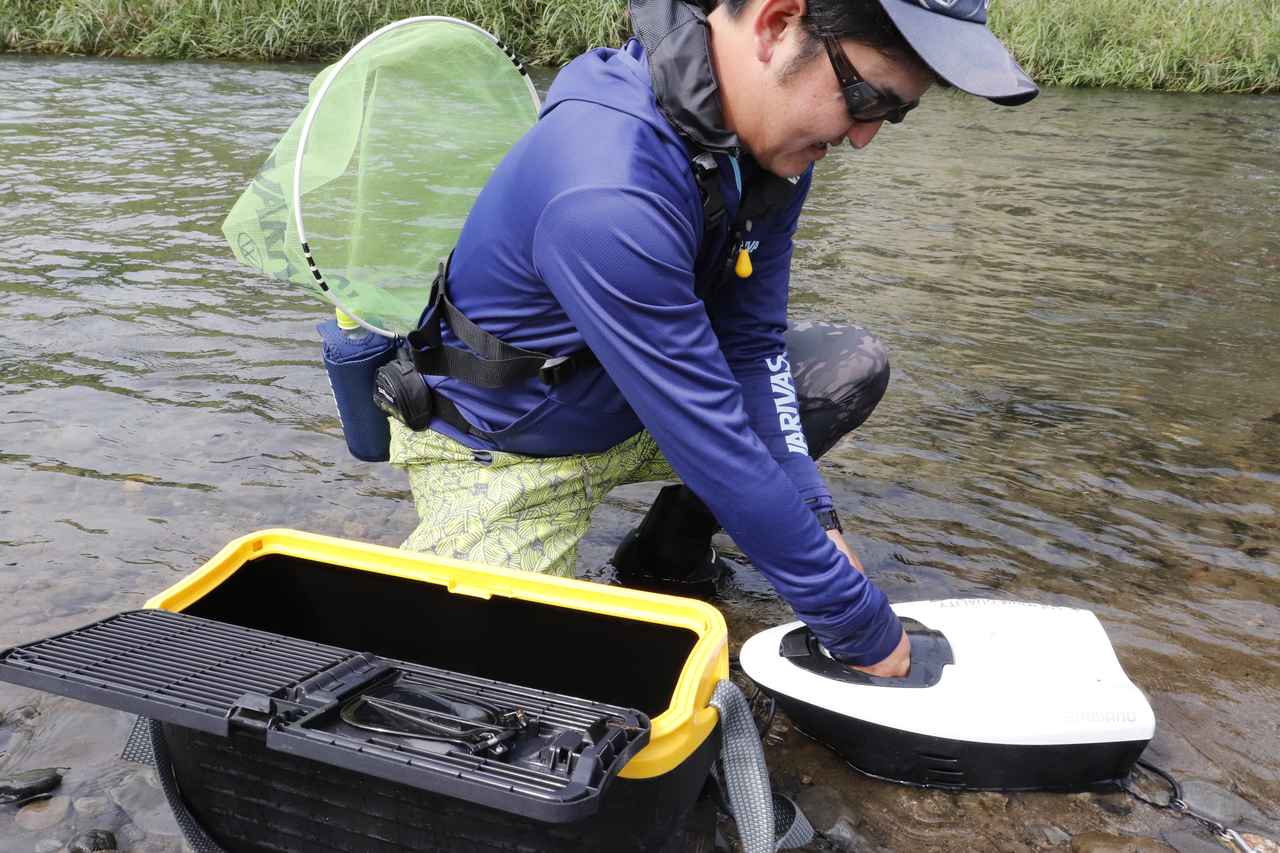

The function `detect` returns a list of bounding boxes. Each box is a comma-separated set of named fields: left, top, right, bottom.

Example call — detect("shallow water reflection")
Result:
left=0, top=54, right=1277, bottom=850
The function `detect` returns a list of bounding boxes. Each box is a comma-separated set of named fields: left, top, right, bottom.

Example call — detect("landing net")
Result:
left=222, top=18, right=540, bottom=336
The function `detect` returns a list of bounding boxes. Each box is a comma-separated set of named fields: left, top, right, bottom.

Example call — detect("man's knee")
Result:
left=786, top=321, right=889, bottom=393
left=783, top=322, right=891, bottom=460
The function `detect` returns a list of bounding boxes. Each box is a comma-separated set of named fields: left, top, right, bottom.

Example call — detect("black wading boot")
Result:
left=612, top=485, right=732, bottom=598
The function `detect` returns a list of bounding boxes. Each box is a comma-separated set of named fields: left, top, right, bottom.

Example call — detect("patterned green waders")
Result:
left=389, top=421, right=676, bottom=578
left=388, top=323, right=891, bottom=580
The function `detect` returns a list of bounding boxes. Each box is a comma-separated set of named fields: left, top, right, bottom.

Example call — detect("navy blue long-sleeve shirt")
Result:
left=423, top=40, right=901, bottom=665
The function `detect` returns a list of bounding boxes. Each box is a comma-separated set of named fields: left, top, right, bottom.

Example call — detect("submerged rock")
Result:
left=964, top=791, right=1011, bottom=816
left=1092, top=790, right=1134, bottom=816
left=825, top=816, right=892, bottom=853
left=1159, top=830, right=1230, bottom=853
left=1241, top=834, right=1280, bottom=853
left=1030, top=823, right=1072, bottom=847
left=13, top=794, right=70, bottom=831
left=108, top=769, right=179, bottom=836
left=794, top=785, right=853, bottom=833
left=68, top=829, right=120, bottom=852
left=0, top=766, right=64, bottom=804
left=1070, top=831, right=1177, bottom=853
left=73, top=795, right=109, bottom=817
left=1177, top=780, right=1268, bottom=827
left=117, top=822, right=145, bottom=844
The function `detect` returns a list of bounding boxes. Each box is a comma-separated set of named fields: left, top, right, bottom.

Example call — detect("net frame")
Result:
left=291, top=17, right=541, bottom=337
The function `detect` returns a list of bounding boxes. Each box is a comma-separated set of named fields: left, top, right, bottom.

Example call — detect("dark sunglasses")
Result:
left=821, top=36, right=919, bottom=125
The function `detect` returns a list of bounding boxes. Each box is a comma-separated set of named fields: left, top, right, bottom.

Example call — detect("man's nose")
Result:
left=846, top=120, right=884, bottom=149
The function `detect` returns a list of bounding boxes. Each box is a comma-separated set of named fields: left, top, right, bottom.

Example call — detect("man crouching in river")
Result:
left=385, top=0, right=1037, bottom=675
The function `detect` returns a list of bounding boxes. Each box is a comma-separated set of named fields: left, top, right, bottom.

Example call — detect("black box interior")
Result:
left=183, top=553, right=700, bottom=717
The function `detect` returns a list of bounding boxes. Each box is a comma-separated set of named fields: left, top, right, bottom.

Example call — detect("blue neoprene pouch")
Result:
left=318, top=319, right=397, bottom=462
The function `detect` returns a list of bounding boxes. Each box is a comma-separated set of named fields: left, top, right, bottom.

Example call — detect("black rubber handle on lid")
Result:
left=778, top=618, right=954, bottom=688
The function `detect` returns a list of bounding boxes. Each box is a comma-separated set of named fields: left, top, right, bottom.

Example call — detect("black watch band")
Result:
left=814, top=508, right=842, bottom=533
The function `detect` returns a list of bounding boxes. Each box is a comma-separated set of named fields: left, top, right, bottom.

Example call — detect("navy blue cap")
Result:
left=877, top=0, right=1038, bottom=105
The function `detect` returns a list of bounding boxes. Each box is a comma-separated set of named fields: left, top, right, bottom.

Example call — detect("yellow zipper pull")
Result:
left=733, top=220, right=754, bottom=279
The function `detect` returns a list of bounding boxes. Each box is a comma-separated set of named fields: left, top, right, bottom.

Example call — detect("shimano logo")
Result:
left=1065, top=710, right=1138, bottom=724
left=939, top=600, right=1056, bottom=610
left=766, top=353, right=809, bottom=455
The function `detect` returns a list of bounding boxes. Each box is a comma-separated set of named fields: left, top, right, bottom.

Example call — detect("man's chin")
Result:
left=760, top=154, right=811, bottom=180
left=742, top=144, right=808, bottom=179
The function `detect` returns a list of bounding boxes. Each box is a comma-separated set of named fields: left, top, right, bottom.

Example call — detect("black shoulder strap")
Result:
left=688, top=144, right=798, bottom=236
left=690, top=151, right=726, bottom=229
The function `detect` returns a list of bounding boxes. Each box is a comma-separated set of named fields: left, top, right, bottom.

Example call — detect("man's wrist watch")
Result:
left=814, top=508, right=842, bottom=533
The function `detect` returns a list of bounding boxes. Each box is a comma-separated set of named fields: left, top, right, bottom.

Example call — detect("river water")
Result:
left=0, top=53, right=1277, bottom=852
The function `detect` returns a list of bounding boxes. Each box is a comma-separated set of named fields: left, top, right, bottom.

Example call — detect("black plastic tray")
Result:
left=0, top=610, right=650, bottom=823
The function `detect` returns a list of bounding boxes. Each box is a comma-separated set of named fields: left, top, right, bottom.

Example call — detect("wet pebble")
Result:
left=73, top=795, right=109, bottom=817
left=1030, top=823, right=1072, bottom=847
left=108, top=769, right=179, bottom=836
left=1092, top=791, right=1134, bottom=816
left=11, top=704, right=41, bottom=723
left=1069, top=831, right=1177, bottom=853
left=14, top=794, right=70, bottom=831
left=795, top=785, right=854, bottom=833
left=118, top=822, right=145, bottom=844
left=825, top=816, right=890, bottom=853
left=966, top=791, right=1011, bottom=816
left=68, top=829, right=120, bottom=852
left=0, top=766, right=64, bottom=802
left=35, top=839, right=65, bottom=853
left=1242, top=834, right=1280, bottom=853
left=895, top=789, right=957, bottom=825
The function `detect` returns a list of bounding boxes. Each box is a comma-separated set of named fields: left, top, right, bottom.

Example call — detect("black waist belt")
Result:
left=402, top=257, right=599, bottom=437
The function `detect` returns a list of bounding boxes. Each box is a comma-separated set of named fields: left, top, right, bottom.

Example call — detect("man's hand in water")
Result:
left=826, top=528, right=864, bottom=573
left=852, top=628, right=912, bottom=677
left=824, top=530, right=912, bottom=677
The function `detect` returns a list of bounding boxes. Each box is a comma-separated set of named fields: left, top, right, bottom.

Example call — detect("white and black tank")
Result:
left=739, top=599, right=1155, bottom=791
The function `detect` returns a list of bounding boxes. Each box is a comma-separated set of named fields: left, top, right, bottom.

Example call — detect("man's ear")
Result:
left=751, top=0, right=807, bottom=64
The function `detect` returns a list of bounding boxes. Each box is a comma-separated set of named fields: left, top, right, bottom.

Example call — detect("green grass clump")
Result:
left=990, top=0, right=1280, bottom=93
left=0, top=0, right=630, bottom=65
left=1, top=0, right=1278, bottom=92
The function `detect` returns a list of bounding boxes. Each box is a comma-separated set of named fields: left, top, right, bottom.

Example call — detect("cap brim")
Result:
left=878, top=0, right=1039, bottom=105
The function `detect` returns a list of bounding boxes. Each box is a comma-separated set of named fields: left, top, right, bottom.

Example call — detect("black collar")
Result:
left=630, top=0, right=740, bottom=154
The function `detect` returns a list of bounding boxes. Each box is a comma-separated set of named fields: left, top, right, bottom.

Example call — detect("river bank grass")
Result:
left=992, top=0, right=1280, bottom=94
left=2, top=0, right=1277, bottom=93
left=0, top=0, right=626, bottom=66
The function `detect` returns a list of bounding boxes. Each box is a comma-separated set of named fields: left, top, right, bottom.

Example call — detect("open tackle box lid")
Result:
left=0, top=608, right=650, bottom=823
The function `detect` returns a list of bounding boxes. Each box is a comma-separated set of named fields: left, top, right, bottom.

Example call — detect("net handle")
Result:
left=291, top=16, right=541, bottom=338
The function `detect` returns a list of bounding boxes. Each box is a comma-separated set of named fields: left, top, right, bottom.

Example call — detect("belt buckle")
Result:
left=538, top=356, right=574, bottom=386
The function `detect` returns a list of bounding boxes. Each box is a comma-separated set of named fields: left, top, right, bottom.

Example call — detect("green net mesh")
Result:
left=222, top=19, right=539, bottom=335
